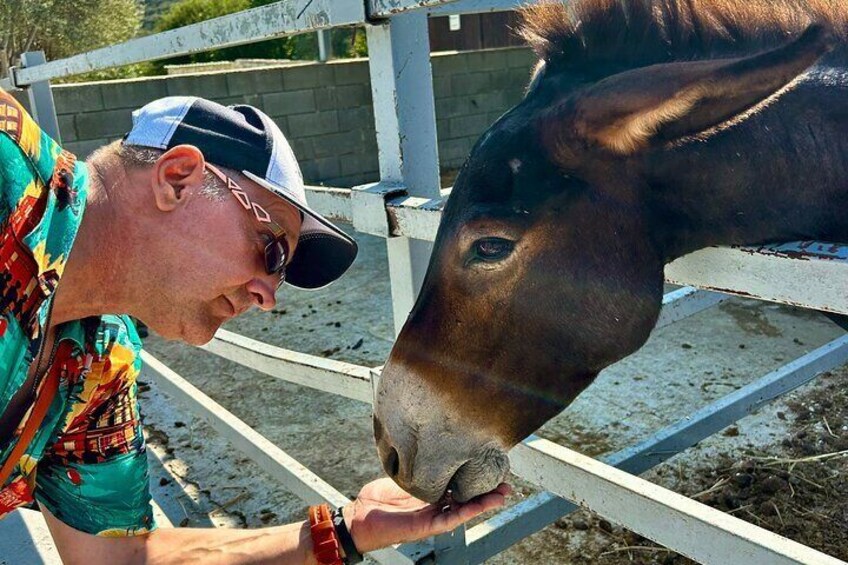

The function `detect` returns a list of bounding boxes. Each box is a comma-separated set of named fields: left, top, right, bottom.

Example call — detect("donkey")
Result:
left=372, top=0, right=848, bottom=504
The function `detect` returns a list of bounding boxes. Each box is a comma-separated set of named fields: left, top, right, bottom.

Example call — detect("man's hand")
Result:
left=41, top=478, right=510, bottom=564
left=343, top=478, right=511, bottom=553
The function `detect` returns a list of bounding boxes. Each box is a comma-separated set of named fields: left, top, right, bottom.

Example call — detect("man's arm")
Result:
left=41, top=478, right=510, bottom=565
left=42, top=504, right=319, bottom=565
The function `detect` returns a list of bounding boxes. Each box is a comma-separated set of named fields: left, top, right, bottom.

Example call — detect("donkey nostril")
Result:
left=386, top=446, right=400, bottom=478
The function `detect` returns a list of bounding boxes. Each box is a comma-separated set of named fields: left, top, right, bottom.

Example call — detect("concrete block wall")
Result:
left=24, top=47, right=536, bottom=187
left=432, top=48, right=535, bottom=171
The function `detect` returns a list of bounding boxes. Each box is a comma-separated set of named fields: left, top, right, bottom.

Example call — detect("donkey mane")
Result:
left=520, top=0, right=848, bottom=75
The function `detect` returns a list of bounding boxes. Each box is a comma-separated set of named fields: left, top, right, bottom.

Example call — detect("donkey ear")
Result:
left=571, top=25, right=832, bottom=155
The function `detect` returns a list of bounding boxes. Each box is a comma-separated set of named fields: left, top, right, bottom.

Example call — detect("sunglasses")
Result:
left=205, top=163, right=290, bottom=288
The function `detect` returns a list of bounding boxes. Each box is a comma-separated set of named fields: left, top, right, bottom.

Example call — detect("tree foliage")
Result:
left=154, top=0, right=368, bottom=67
left=0, top=0, right=143, bottom=79
left=154, top=0, right=287, bottom=65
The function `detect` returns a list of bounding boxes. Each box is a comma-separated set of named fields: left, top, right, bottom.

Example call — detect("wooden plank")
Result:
left=143, top=351, right=351, bottom=506
left=666, top=242, right=848, bottom=315
left=0, top=509, right=62, bottom=564
left=20, top=52, right=61, bottom=143
left=510, top=437, right=845, bottom=565
left=386, top=195, right=444, bottom=242
left=200, top=329, right=374, bottom=403
left=304, top=186, right=353, bottom=224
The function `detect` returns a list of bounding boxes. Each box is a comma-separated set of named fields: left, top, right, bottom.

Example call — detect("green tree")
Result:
left=154, top=0, right=290, bottom=66
left=153, top=0, right=367, bottom=67
left=0, top=0, right=143, bottom=79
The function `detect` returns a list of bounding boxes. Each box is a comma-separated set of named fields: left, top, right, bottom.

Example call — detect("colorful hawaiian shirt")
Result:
left=0, top=89, right=154, bottom=536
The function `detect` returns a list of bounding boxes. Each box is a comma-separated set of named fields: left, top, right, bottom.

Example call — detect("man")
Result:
left=0, top=90, right=509, bottom=563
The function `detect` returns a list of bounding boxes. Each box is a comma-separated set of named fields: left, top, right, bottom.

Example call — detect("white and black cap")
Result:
left=124, top=96, right=357, bottom=289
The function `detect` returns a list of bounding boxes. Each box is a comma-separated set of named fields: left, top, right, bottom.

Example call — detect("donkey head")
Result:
left=374, top=24, right=831, bottom=504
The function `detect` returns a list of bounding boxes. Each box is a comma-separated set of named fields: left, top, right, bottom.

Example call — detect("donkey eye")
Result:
left=473, top=238, right=514, bottom=262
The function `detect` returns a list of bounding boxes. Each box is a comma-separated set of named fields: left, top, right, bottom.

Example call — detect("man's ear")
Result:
left=567, top=24, right=831, bottom=156
left=151, top=145, right=206, bottom=212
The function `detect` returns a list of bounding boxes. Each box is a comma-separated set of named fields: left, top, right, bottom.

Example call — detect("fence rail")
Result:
left=6, top=2, right=365, bottom=89
left=511, top=437, right=845, bottom=565
left=201, top=329, right=374, bottom=403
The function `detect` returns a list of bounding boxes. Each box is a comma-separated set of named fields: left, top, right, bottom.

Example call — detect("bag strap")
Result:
left=0, top=368, right=59, bottom=487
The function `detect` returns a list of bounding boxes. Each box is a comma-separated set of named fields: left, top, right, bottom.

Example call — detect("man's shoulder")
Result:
left=0, top=88, right=76, bottom=188
left=0, top=89, right=87, bottom=225
left=0, top=90, right=42, bottom=173
left=0, top=91, right=29, bottom=147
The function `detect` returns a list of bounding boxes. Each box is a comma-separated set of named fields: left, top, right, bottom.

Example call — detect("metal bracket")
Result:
left=369, top=366, right=383, bottom=406
left=351, top=181, right=407, bottom=237
left=7, top=66, right=21, bottom=89
left=17, top=52, right=61, bottom=143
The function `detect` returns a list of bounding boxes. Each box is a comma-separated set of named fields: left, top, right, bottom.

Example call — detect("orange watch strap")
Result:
left=309, top=503, right=343, bottom=565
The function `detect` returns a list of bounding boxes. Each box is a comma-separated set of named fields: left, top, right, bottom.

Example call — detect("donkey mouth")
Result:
left=444, top=447, right=511, bottom=503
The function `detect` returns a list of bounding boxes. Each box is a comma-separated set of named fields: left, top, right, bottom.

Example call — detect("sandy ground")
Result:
left=133, top=223, right=847, bottom=563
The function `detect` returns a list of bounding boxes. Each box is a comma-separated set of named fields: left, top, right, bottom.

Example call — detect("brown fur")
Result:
left=373, top=0, right=848, bottom=505
left=519, top=0, right=848, bottom=73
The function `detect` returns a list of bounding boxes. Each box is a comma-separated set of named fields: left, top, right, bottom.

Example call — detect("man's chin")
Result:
left=145, top=318, right=220, bottom=346
left=183, top=331, right=217, bottom=346
left=182, top=322, right=221, bottom=346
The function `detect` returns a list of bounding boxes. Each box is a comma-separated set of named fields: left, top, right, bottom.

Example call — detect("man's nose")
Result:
left=246, top=277, right=277, bottom=311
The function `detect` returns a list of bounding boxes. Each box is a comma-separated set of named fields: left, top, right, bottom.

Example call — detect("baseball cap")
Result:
left=124, top=96, right=358, bottom=289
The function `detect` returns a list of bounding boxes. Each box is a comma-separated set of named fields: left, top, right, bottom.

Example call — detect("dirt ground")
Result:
left=497, top=366, right=848, bottom=564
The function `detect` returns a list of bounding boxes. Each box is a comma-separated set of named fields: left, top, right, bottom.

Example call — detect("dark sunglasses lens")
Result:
left=264, top=240, right=286, bottom=275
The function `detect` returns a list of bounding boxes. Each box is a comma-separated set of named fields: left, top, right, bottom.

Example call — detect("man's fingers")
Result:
left=431, top=484, right=511, bottom=532
left=494, top=483, right=512, bottom=497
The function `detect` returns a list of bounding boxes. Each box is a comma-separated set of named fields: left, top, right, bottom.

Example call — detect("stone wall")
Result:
left=17, top=47, right=536, bottom=187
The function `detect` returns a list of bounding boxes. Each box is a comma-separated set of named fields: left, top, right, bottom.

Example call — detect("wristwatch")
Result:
left=308, top=503, right=363, bottom=565
left=332, top=506, right=363, bottom=564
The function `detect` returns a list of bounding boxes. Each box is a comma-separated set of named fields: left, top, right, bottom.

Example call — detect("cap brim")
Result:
left=243, top=170, right=358, bottom=289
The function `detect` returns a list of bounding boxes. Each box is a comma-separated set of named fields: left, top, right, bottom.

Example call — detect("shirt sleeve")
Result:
left=33, top=315, right=157, bottom=536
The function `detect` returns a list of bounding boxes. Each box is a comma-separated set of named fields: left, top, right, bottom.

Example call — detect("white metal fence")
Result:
left=6, top=1, right=848, bottom=563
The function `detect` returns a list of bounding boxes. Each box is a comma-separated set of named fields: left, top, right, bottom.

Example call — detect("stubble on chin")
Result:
left=145, top=303, right=223, bottom=345
left=183, top=313, right=224, bottom=346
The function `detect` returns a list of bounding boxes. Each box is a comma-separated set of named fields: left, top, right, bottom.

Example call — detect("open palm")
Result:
left=345, top=478, right=510, bottom=553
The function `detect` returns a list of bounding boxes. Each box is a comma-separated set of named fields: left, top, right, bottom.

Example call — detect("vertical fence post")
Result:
left=366, top=12, right=441, bottom=335
left=18, top=51, right=61, bottom=143
left=433, top=527, right=469, bottom=565
left=366, top=11, right=468, bottom=563
left=318, top=30, right=333, bottom=62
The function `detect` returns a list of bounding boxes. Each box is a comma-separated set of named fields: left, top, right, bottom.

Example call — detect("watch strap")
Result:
left=332, top=506, right=363, bottom=564
left=308, top=504, right=343, bottom=565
